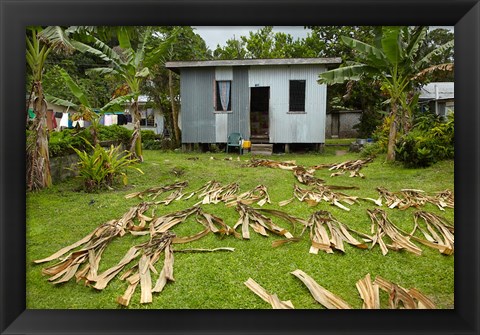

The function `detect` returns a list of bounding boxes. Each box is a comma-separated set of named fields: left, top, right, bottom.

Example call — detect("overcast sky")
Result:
left=192, top=26, right=310, bottom=50
left=192, top=26, right=454, bottom=51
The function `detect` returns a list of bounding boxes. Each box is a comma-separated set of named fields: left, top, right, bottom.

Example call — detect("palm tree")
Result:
left=318, top=26, right=453, bottom=162
left=70, top=27, right=155, bottom=162
left=26, top=26, right=75, bottom=191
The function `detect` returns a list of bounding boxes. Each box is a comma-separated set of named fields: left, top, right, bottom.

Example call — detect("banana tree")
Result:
left=318, top=26, right=454, bottom=162
left=26, top=26, right=75, bottom=191
left=45, top=68, right=135, bottom=146
left=70, top=27, right=154, bottom=162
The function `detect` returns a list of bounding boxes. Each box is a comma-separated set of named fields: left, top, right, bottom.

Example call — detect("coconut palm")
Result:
left=26, top=26, right=75, bottom=191
left=318, top=26, right=454, bottom=162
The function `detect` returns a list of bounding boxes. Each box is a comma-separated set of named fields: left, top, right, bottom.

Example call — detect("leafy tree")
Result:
left=213, top=37, right=247, bottom=60
left=71, top=27, right=157, bottom=162
left=46, top=68, right=133, bottom=146
left=26, top=26, right=75, bottom=191
left=143, top=26, right=212, bottom=146
left=318, top=26, right=454, bottom=162
left=213, top=26, right=306, bottom=60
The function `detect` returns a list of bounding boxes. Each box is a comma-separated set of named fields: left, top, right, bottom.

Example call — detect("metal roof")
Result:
left=419, top=82, right=454, bottom=101
left=165, top=58, right=342, bottom=72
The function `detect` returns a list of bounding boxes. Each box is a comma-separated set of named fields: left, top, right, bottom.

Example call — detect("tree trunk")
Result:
left=129, top=100, right=143, bottom=162
left=169, top=71, right=181, bottom=146
left=386, top=103, right=398, bottom=162
left=26, top=82, right=52, bottom=191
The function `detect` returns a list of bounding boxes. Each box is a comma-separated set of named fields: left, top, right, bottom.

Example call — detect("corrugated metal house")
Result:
left=418, top=82, right=454, bottom=117
left=165, top=58, right=341, bottom=151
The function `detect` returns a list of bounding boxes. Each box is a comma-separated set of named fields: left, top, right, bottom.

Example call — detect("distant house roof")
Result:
left=419, top=82, right=454, bottom=101
left=165, top=58, right=342, bottom=73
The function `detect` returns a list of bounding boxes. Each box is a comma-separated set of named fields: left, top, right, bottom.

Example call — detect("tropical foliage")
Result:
left=71, top=139, right=143, bottom=192
left=395, top=112, right=454, bottom=168
left=26, top=26, right=75, bottom=191
left=318, top=26, right=454, bottom=161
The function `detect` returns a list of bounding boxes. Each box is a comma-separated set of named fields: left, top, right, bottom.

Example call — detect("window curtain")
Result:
left=218, top=81, right=231, bottom=111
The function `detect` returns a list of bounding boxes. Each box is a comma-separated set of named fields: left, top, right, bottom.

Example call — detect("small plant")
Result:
left=395, top=113, right=454, bottom=168
left=71, top=138, right=143, bottom=192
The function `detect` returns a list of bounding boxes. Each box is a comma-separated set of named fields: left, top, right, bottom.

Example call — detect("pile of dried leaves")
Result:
left=377, top=187, right=454, bottom=211
left=409, top=211, right=454, bottom=255
left=246, top=158, right=297, bottom=170
left=34, top=203, right=237, bottom=306
left=125, top=181, right=188, bottom=206
left=279, top=184, right=360, bottom=211
left=234, top=202, right=294, bottom=240
left=291, top=270, right=435, bottom=309
left=244, top=278, right=294, bottom=309
left=305, top=210, right=369, bottom=254
left=34, top=203, right=153, bottom=284
left=226, top=184, right=271, bottom=207
left=192, top=180, right=239, bottom=205
left=367, top=209, right=423, bottom=256
left=313, top=157, right=374, bottom=178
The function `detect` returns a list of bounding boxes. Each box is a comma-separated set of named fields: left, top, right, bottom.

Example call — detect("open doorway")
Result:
left=250, top=87, right=270, bottom=141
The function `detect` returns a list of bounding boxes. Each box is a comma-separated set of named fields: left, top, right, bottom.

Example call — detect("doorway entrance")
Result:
left=250, top=87, right=270, bottom=142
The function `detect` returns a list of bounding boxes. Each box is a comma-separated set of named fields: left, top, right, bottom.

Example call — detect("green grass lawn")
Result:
left=26, top=149, right=454, bottom=309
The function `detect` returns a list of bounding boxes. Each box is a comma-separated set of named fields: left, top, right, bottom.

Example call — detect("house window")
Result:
left=215, top=80, right=232, bottom=112
left=289, top=80, right=306, bottom=112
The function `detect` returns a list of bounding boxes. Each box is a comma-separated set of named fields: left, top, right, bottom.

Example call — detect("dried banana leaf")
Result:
left=102, top=232, right=176, bottom=306
left=244, top=278, right=294, bottom=309
left=406, top=211, right=454, bottom=255
left=35, top=203, right=152, bottom=285
left=193, top=180, right=239, bottom=205
left=234, top=202, right=294, bottom=240
left=291, top=269, right=351, bottom=309
left=225, top=184, right=271, bottom=207
left=256, top=208, right=308, bottom=236
left=356, top=273, right=380, bottom=309
left=377, top=187, right=454, bottom=211
left=326, top=157, right=373, bottom=178
left=367, top=209, right=422, bottom=256
left=374, top=275, right=435, bottom=309
left=307, top=210, right=369, bottom=254
left=125, top=181, right=188, bottom=202
left=293, top=166, right=325, bottom=185
left=246, top=158, right=297, bottom=170
left=293, top=184, right=359, bottom=211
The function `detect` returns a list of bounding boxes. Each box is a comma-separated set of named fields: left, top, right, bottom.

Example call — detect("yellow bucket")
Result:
left=242, top=140, right=251, bottom=149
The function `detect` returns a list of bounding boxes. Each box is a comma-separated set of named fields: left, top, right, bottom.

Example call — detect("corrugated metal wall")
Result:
left=180, top=68, right=215, bottom=143
left=228, top=67, right=250, bottom=140
left=248, top=65, right=327, bottom=143
left=179, top=64, right=327, bottom=144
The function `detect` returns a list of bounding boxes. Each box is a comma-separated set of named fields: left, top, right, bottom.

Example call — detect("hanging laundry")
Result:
left=46, top=110, right=56, bottom=131
left=104, top=114, right=113, bottom=126
left=59, top=113, right=69, bottom=128
left=111, top=114, right=118, bottom=126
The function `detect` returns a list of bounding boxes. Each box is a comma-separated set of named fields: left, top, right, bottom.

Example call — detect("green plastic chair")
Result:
left=226, top=132, right=243, bottom=155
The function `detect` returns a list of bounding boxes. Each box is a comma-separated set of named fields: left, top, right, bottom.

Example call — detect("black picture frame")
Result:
left=1, top=0, right=478, bottom=334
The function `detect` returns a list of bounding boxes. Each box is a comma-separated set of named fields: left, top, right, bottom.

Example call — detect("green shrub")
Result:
left=48, top=128, right=92, bottom=157
left=141, top=130, right=174, bottom=150
left=359, top=142, right=384, bottom=158
left=395, top=113, right=454, bottom=168
left=97, top=125, right=132, bottom=146
left=71, top=139, right=143, bottom=192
